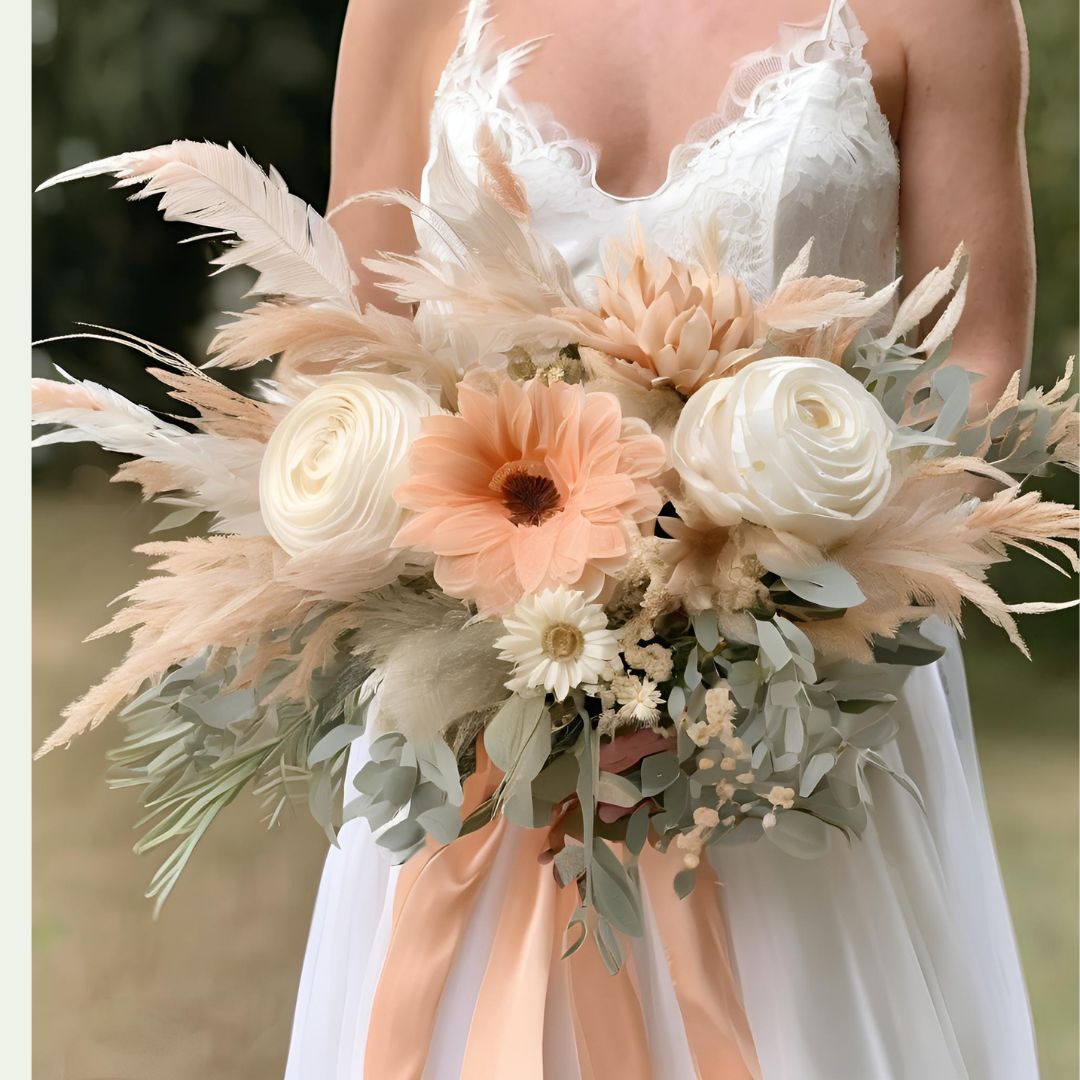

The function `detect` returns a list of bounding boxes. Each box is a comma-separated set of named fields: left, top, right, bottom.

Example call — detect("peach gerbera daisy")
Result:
left=394, top=376, right=667, bottom=615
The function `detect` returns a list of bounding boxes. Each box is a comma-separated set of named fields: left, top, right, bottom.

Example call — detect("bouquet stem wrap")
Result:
left=365, top=738, right=759, bottom=1079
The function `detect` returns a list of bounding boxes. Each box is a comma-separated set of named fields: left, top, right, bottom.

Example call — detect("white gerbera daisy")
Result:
left=615, top=675, right=665, bottom=726
left=495, top=586, right=619, bottom=700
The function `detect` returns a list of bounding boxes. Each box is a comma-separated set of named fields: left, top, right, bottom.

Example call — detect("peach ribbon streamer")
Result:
left=639, top=844, right=762, bottom=1080
left=366, top=737, right=759, bottom=1079
left=458, top=829, right=653, bottom=1080
left=564, top=894, right=653, bottom=1080
left=459, top=828, right=556, bottom=1079
left=363, top=747, right=506, bottom=1080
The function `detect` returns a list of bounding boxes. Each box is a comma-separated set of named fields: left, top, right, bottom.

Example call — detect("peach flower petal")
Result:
left=395, top=375, right=666, bottom=614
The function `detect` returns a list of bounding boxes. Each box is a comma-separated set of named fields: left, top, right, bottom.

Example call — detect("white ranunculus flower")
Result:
left=671, top=356, right=894, bottom=547
left=260, top=372, right=437, bottom=582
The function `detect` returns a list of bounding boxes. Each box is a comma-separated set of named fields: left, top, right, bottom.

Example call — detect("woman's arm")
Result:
left=327, top=0, right=460, bottom=310
left=896, top=0, right=1033, bottom=409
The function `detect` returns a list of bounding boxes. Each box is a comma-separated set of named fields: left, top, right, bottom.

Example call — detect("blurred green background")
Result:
left=31, top=0, right=1078, bottom=1077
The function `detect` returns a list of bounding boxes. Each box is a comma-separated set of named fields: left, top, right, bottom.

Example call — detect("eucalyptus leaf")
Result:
left=755, top=618, right=793, bottom=671
left=597, top=771, right=642, bottom=808
left=532, top=751, right=579, bottom=804
left=719, top=817, right=765, bottom=846
left=843, top=711, right=900, bottom=749
left=308, top=723, right=366, bottom=767
left=727, top=662, right=761, bottom=709
left=780, top=563, right=866, bottom=610
left=673, top=868, right=697, bottom=899
left=639, top=752, right=681, bottom=797
left=413, top=737, right=465, bottom=807
left=377, top=818, right=427, bottom=855
left=485, top=695, right=551, bottom=785
left=862, top=750, right=926, bottom=813
left=692, top=610, right=721, bottom=652
left=352, top=759, right=394, bottom=797
left=408, top=780, right=446, bottom=818
left=775, top=616, right=815, bottom=660
left=590, top=839, right=644, bottom=937
left=369, top=731, right=407, bottom=763
left=576, top=718, right=598, bottom=908
left=416, top=803, right=463, bottom=845
left=595, top=916, right=626, bottom=975
left=663, top=772, right=690, bottom=822
left=190, top=688, right=257, bottom=730
left=667, top=684, right=686, bottom=722
left=625, top=803, right=652, bottom=855
left=763, top=810, right=833, bottom=859
left=684, top=646, right=701, bottom=689
left=799, top=751, right=837, bottom=798
left=459, top=795, right=498, bottom=837
left=561, top=906, right=589, bottom=959
left=685, top=681, right=707, bottom=721
left=872, top=623, right=948, bottom=667
left=502, top=790, right=552, bottom=828
left=784, top=708, right=805, bottom=755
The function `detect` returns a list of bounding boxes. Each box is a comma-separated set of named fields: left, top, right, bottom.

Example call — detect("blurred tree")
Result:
left=32, top=0, right=348, bottom=470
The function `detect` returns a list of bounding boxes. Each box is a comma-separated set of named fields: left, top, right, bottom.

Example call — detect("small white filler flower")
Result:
left=616, top=675, right=665, bottom=726
left=496, top=586, right=619, bottom=700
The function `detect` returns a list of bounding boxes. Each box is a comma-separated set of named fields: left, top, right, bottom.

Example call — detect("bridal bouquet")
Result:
left=33, top=136, right=1078, bottom=972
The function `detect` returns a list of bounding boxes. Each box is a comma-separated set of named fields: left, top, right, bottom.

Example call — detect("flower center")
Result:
left=491, top=463, right=562, bottom=527
left=796, top=396, right=831, bottom=429
left=541, top=622, right=585, bottom=661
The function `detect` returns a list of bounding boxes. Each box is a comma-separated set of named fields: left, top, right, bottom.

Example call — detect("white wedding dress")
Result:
left=285, top=2, right=1040, bottom=1076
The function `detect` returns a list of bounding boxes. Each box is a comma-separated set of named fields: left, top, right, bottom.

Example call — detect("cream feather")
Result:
left=361, top=130, right=580, bottom=326
left=38, top=141, right=359, bottom=307
left=206, top=299, right=431, bottom=382
left=33, top=369, right=266, bottom=536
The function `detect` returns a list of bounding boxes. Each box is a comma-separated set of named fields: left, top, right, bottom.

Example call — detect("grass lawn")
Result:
left=32, top=477, right=1079, bottom=1078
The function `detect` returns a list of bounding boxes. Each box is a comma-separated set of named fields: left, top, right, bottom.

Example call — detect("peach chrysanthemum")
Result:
left=558, top=228, right=760, bottom=395
left=394, top=376, right=667, bottom=615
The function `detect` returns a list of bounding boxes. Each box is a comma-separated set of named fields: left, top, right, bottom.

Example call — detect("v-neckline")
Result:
left=440, top=0, right=867, bottom=205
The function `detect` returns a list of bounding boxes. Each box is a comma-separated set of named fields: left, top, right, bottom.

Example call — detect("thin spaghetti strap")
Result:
left=822, top=0, right=846, bottom=38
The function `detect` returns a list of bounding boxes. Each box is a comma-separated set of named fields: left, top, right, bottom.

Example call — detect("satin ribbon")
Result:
left=460, top=828, right=556, bottom=1079
left=364, top=746, right=506, bottom=1079
left=564, top=887, right=652, bottom=1080
left=365, top=736, right=760, bottom=1079
left=639, top=844, right=761, bottom=1080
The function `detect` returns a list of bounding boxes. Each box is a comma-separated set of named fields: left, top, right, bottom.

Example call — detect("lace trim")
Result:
left=683, top=2, right=871, bottom=150
left=433, top=0, right=880, bottom=204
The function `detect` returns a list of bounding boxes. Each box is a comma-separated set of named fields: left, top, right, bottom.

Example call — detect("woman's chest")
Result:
left=420, top=0, right=901, bottom=305
left=421, top=0, right=905, bottom=201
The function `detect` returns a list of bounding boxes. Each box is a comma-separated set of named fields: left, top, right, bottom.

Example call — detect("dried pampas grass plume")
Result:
left=814, top=459, right=1080, bottom=662
left=37, top=537, right=315, bottom=757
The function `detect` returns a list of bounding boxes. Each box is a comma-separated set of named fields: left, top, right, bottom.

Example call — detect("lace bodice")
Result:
left=421, top=0, right=899, bottom=309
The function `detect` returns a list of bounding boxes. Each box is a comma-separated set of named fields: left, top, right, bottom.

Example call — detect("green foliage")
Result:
left=106, top=619, right=370, bottom=912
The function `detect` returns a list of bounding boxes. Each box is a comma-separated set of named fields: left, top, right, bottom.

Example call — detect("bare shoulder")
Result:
left=341, top=0, right=462, bottom=41
left=338, top=0, right=464, bottom=74
left=883, top=0, right=1026, bottom=81
left=852, top=0, right=1026, bottom=140
left=336, top=0, right=465, bottom=121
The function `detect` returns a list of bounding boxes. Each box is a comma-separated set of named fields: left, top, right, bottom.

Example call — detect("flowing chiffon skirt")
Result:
left=284, top=623, right=1039, bottom=1079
